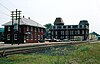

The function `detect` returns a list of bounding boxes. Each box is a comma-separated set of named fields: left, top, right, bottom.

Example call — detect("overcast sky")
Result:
left=0, top=0, right=100, bottom=34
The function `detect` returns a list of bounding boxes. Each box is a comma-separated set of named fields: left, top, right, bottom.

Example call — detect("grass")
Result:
left=0, top=42, right=100, bottom=64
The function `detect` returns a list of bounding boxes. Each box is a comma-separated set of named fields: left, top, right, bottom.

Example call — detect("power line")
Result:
left=0, top=2, right=11, bottom=11
left=5, top=0, right=17, bottom=8
left=0, top=11, right=10, bottom=16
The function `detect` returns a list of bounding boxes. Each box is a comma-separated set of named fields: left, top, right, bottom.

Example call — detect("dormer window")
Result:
left=82, top=25, right=84, bottom=28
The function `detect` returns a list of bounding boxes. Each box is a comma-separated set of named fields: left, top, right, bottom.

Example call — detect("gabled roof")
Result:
left=90, top=32, right=100, bottom=36
left=0, top=28, right=4, bottom=32
left=2, top=18, right=45, bottom=28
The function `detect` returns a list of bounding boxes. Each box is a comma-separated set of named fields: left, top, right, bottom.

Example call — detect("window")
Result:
left=57, top=26, right=61, bottom=29
left=26, top=35, right=29, bottom=40
left=62, top=31, right=64, bottom=35
left=7, top=34, right=10, bottom=40
left=66, top=36, right=68, bottom=39
left=82, top=25, right=84, bottom=28
left=55, top=31, right=57, bottom=35
left=41, top=29, right=43, bottom=33
left=38, top=35, right=40, bottom=40
left=78, top=30, right=80, bottom=34
left=82, top=30, right=84, bottom=34
left=31, top=34, right=33, bottom=40
left=14, top=34, right=17, bottom=40
left=34, top=33, right=37, bottom=39
left=61, top=31, right=62, bottom=35
left=8, top=26, right=10, bottom=31
left=52, top=36, right=53, bottom=39
left=75, top=30, right=78, bottom=34
left=54, top=26, right=57, bottom=29
left=14, top=23, right=18, bottom=31
left=52, top=31, right=53, bottom=35
left=73, top=25, right=78, bottom=28
left=68, top=26, right=71, bottom=28
left=71, top=31, right=73, bottom=35
left=27, top=26, right=29, bottom=31
left=38, top=28, right=40, bottom=32
left=66, top=26, right=67, bottom=29
left=80, top=25, right=82, bottom=28
left=53, top=26, right=55, bottom=29
left=71, top=26, right=73, bottom=28
left=35, top=28, right=36, bottom=32
left=62, top=26, right=63, bottom=29
left=41, top=35, right=43, bottom=39
left=78, top=25, right=79, bottom=28
left=63, top=26, right=66, bottom=29
left=86, top=25, right=89, bottom=29
left=55, top=36, right=57, bottom=39
left=31, top=27, right=33, bottom=31
left=65, top=31, right=68, bottom=35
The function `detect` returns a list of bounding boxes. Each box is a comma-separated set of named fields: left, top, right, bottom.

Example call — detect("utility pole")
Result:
left=11, top=11, right=14, bottom=45
left=11, top=9, right=21, bottom=45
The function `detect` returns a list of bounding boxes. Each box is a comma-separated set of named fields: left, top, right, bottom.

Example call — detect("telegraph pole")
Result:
left=11, top=11, right=14, bottom=45
left=11, top=9, right=21, bottom=45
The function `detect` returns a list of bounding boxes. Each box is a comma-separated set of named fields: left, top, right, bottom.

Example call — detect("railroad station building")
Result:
left=2, top=17, right=45, bottom=44
left=49, top=17, right=89, bottom=41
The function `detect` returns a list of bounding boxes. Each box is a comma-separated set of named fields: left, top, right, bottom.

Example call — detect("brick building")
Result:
left=2, top=17, right=45, bottom=44
left=49, top=17, right=89, bottom=41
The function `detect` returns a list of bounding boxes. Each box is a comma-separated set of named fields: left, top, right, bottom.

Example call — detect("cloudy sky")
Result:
left=0, top=0, right=100, bottom=34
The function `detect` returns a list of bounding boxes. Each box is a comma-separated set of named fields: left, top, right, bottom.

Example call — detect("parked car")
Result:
left=49, top=38, right=61, bottom=42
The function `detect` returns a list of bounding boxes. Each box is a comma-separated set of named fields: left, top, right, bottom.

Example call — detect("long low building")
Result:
left=49, top=17, right=89, bottom=41
left=2, top=17, right=45, bottom=44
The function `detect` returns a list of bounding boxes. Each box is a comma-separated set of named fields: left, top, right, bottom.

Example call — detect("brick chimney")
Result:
left=23, top=16, right=25, bottom=18
left=28, top=17, right=30, bottom=19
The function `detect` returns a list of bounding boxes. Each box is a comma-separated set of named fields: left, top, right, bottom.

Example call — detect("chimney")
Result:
left=23, top=16, right=25, bottom=18
left=28, top=17, right=30, bottom=19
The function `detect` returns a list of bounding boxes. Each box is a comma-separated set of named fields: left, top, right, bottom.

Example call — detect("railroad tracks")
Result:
left=0, top=43, right=69, bottom=57
left=0, top=42, right=87, bottom=57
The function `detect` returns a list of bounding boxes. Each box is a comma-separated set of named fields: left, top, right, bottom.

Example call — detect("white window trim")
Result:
left=31, top=34, right=33, bottom=40
left=26, top=35, right=29, bottom=40
left=31, top=27, right=33, bottom=31
left=82, top=25, right=84, bottom=28
left=78, top=30, right=80, bottom=34
left=38, top=28, right=40, bottom=32
left=7, top=34, right=10, bottom=40
left=35, top=28, right=36, bottom=32
left=14, top=34, right=17, bottom=40
left=82, top=30, right=84, bottom=34
left=27, top=26, right=29, bottom=31
left=8, top=27, right=10, bottom=31
left=38, top=35, right=40, bottom=40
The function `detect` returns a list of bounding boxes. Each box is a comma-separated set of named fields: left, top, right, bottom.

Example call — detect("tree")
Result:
left=44, top=23, right=52, bottom=38
left=44, top=23, right=52, bottom=29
